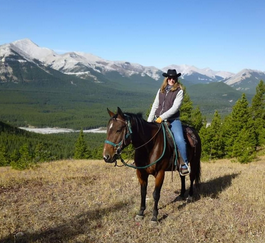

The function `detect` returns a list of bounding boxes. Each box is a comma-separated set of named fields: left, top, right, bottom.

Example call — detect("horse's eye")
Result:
left=116, top=128, right=122, bottom=133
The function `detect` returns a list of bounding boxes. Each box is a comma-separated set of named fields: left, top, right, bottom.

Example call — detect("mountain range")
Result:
left=0, top=39, right=264, bottom=128
left=1, top=39, right=264, bottom=92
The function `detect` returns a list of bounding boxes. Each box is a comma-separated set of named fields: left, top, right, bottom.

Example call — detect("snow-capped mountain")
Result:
left=1, top=39, right=162, bottom=82
left=224, top=69, right=265, bottom=93
left=0, top=38, right=264, bottom=91
left=163, top=65, right=234, bottom=83
left=225, top=69, right=265, bottom=85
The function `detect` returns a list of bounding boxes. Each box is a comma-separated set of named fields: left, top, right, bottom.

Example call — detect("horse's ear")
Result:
left=107, top=108, right=115, bottom=117
left=117, top=107, right=125, bottom=119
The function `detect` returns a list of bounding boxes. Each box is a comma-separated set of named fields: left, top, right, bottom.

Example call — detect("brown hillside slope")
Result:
left=0, top=157, right=264, bottom=243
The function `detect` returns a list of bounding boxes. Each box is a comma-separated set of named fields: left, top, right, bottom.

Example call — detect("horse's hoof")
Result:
left=150, top=220, right=158, bottom=225
left=174, top=195, right=186, bottom=202
left=187, top=195, right=193, bottom=202
left=135, top=215, right=144, bottom=221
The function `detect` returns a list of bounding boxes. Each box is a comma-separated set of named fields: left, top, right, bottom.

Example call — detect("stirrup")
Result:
left=179, top=163, right=190, bottom=176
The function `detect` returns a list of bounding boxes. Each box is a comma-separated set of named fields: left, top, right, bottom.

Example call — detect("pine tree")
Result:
left=250, top=80, right=265, bottom=146
left=220, top=115, right=232, bottom=157
left=11, top=143, right=33, bottom=170
left=222, top=93, right=256, bottom=160
left=208, top=111, right=225, bottom=159
left=180, top=86, right=193, bottom=124
left=232, top=124, right=256, bottom=163
left=191, top=106, right=204, bottom=132
left=10, top=149, right=20, bottom=163
left=199, top=123, right=212, bottom=160
left=0, top=144, right=9, bottom=166
left=251, top=80, right=265, bottom=119
left=200, top=110, right=224, bottom=160
left=34, top=142, right=52, bottom=162
left=230, top=93, right=250, bottom=128
left=74, top=129, right=88, bottom=159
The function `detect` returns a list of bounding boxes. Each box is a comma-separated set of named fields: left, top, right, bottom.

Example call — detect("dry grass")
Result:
left=0, top=157, right=265, bottom=243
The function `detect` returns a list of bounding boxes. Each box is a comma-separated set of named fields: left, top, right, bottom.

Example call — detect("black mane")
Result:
left=124, top=112, right=143, bottom=119
left=124, top=112, right=152, bottom=141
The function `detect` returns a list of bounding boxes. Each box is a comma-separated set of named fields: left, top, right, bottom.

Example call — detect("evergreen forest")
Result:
left=0, top=80, right=264, bottom=169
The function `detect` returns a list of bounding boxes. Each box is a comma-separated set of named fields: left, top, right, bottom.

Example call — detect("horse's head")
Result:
left=103, top=107, right=132, bottom=163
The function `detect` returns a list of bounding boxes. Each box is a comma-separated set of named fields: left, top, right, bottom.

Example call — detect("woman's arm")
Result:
left=147, top=89, right=160, bottom=122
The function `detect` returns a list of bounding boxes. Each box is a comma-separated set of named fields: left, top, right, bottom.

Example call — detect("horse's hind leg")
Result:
left=152, top=170, right=165, bottom=222
left=136, top=170, right=148, bottom=220
left=188, top=169, right=196, bottom=201
left=180, top=175, right=186, bottom=198
left=188, top=178, right=194, bottom=201
left=188, top=161, right=199, bottom=200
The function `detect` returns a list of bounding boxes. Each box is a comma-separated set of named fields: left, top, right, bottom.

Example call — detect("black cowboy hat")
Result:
left=162, top=69, right=181, bottom=78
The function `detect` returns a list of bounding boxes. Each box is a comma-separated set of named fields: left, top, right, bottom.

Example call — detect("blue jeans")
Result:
left=170, top=119, right=188, bottom=164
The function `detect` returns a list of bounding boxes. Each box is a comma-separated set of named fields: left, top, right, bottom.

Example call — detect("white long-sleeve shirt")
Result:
left=147, top=89, right=184, bottom=122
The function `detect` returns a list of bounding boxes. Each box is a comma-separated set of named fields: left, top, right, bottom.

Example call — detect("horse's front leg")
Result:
left=136, top=170, right=148, bottom=220
left=152, top=170, right=165, bottom=222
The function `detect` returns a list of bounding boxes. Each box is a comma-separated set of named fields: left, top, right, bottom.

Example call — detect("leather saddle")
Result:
left=164, top=123, right=198, bottom=171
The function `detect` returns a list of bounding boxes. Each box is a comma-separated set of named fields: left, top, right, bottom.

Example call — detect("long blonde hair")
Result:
left=160, top=77, right=182, bottom=93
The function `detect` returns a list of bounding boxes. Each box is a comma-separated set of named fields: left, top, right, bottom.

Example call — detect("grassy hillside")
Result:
left=0, top=158, right=264, bottom=242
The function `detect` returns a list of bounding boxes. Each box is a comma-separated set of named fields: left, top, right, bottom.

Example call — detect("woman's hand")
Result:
left=155, top=117, right=163, bottom=123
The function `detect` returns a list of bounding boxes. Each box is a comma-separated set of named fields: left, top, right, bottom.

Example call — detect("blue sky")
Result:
left=1, top=0, right=264, bottom=73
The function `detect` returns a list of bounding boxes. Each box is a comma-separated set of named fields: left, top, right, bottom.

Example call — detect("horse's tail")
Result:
left=193, top=129, right=202, bottom=187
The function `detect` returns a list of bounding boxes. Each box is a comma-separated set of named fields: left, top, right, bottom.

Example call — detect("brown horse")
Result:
left=103, top=107, right=201, bottom=222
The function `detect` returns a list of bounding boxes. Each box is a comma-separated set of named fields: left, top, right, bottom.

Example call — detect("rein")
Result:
left=105, top=114, right=177, bottom=170
left=133, top=123, right=162, bottom=150
left=120, top=122, right=178, bottom=172
left=119, top=122, right=167, bottom=170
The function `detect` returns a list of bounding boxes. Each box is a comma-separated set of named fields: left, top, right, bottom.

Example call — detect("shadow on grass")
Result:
left=199, top=172, right=240, bottom=198
left=0, top=201, right=128, bottom=243
left=158, top=172, right=240, bottom=222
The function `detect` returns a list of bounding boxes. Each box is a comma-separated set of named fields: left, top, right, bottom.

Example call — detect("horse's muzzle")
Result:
left=103, top=154, right=118, bottom=163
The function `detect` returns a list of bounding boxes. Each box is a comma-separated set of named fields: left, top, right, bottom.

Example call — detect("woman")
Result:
left=147, top=69, right=189, bottom=176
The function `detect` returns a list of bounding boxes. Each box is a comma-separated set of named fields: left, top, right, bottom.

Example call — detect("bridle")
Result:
left=104, top=114, right=132, bottom=155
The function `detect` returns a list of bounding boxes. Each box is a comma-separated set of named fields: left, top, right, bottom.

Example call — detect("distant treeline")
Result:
left=0, top=80, right=264, bottom=169
left=0, top=122, right=105, bottom=169
left=0, top=76, right=156, bottom=129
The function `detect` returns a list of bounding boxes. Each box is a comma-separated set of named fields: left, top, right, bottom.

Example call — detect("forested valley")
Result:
left=0, top=80, right=264, bottom=169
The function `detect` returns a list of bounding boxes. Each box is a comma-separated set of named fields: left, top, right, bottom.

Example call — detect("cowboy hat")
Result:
left=162, top=69, right=181, bottom=78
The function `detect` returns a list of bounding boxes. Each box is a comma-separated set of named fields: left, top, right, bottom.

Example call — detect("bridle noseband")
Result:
left=104, top=114, right=132, bottom=155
